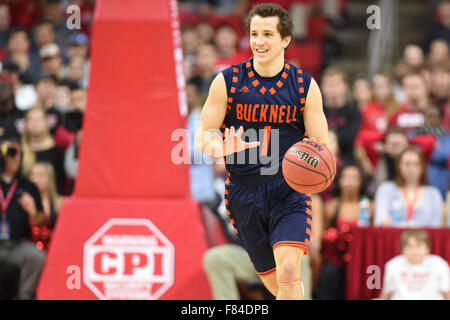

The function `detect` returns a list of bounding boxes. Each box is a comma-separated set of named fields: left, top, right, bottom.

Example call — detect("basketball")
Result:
left=282, top=139, right=336, bottom=194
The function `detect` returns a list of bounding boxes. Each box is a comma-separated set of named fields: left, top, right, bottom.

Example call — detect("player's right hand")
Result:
left=222, top=126, right=260, bottom=156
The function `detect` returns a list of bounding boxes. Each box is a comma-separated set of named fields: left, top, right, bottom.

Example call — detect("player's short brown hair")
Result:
left=246, top=2, right=293, bottom=40
left=400, top=229, right=431, bottom=251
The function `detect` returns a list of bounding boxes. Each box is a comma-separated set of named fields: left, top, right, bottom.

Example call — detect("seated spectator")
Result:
left=0, top=3, right=11, bottom=49
left=324, top=164, right=373, bottom=230
left=388, top=73, right=429, bottom=134
left=0, top=137, right=46, bottom=299
left=352, top=76, right=387, bottom=176
left=181, top=24, right=200, bottom=66
left=426, top=39, right=449, bottom=67
left=64, top=56, right=88, bottom=89
left=28, top=162, right=63, bottom=252
left=65, top=33, right=90, bottom=87
left=190, top=42, right=219, bottom=102
left=5, top=27, right=41, bottom=84
left=39, top=43, right=64, bottom=82
left=379, top=229, right=450, bottom=300
left=0, top=80, right=24, bottom=140
left=411, top=105, right=450, bottom=198
left=393, top=45, right=425, bottom=84
left=41, top=0, right=71, bottom=47
left=54, top=79, right=72, bottom=112
left=187, top=81, right=219, bottom=210
left=374, top=146, right=443, bottom=228
left=372, top=72, right=400, bottom=120
left=32, top=20, right=56, bottom=52
left=21, top=107, right=66, bottom=195
left=1, top=61, right=37, bottom=111
left=371, top=127, right=409, bottom=190
left=423, top=0, right=450, bottom=53
left=314, top=164, right=373, bottom=300
left=214, top=23, right=249, bottom=71
left=196, top=21, right=215, bottom=45
left=428, top=63, right=450, bottom=128
left=321, top=67, right=361, bottom=164
left=319, top=129, right=342, bottom=203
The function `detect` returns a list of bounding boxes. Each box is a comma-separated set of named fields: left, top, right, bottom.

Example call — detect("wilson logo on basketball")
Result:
left=288, top=148, right=320, bottom=168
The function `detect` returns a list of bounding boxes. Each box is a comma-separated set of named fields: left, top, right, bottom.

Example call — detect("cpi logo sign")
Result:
left=83, top=218, right=174, bottom=300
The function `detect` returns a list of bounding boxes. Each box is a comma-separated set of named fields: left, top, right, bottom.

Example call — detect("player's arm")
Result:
left=194, top=73, right=259, bottom=157
left=303, top=78, right=332, bottom=152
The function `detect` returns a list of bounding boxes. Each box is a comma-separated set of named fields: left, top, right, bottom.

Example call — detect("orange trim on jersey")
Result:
left=257, top=267, right=276, bottom=277
left=281, top=72, right=287, bottom=79
left=298, top=77, right=304, bottom=83
left=228, top=97, right=233, bottom=103
left=260, top=86, right=267, bottom=94
left=233, top=67, right=239, bottom=73
left=230, top=218, right=235, bottom=224
left=305, top=200, right=312, bottom=206
left=299, top=87, right=304, bottom=93
left=298, top=69, right=303, bottom=74
left=230, top=86, right=236, bottom=93
left=224, top=189, right=228, bottom=195
left=225, top=178, right=230, bottom=185
left=226, top=210, right=231, bottom=215
left=248, top=70, right=254, bottom=77
left=225, top=199, right=228, bottom=205
left=246, top=62, right=251, bottom=68
left=220, top=124, right=226, bottom=129
left=306, top=228, right=311, bottom=235
left=307, top=218, right=312, bottom=225
left=300, top=97, right=306, bottom=104
left=252, top=79, right=260, bottom=87
left=269, top=88, right=276, bottom=95
left=232, top=76, right=238, bottom=83
left=273, top=241, right=308, bottom=254
left=284, top=63, right=291, bottom=70
left=234, top=227, right=239, bottom=234
left=276, top=80, right=283, bottom=88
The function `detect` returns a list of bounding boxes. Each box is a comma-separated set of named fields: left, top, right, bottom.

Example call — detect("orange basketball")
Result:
left=282, top=139, right=336, bottom=194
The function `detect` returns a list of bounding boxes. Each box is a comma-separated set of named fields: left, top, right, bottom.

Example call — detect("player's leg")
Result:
left=258, top=272, right=278, bottom=297
left=273, top=245, right=305, bottom=300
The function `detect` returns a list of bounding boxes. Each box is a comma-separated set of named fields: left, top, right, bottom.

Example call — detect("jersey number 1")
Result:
left=260, top=126, right=271, bottom=156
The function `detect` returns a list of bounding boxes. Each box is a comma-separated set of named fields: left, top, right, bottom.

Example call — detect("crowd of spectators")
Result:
left=0, top=0, right=93, bottom=299
left=0, top=0, right=448, bottom=300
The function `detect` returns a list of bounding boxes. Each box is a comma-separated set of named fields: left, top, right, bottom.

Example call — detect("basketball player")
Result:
left=194, top=3, right=332, bottom=300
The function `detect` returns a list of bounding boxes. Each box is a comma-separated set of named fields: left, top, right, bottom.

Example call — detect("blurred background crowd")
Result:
left=0, top=0, right=448, bottom=300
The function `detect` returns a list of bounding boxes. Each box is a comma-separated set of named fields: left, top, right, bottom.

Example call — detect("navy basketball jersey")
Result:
left=221, top=58, right=312, bottom=178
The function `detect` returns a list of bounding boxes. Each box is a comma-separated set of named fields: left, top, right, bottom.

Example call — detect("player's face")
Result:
left=402, top=237, right=429, bottom=264
left=249, top=15, right=290, bottom=65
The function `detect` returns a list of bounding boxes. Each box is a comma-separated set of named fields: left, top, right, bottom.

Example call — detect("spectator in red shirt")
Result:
left=353, top=76, right=387, bottom=176
left=388, top=73, right=429, bottom=133
left=214, top=23, right=249, bottom=71
left=372, top=72, right=400, bottom=120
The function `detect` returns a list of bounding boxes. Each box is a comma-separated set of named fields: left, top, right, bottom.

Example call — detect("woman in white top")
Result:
left=374, top=146, right=443, bottom=227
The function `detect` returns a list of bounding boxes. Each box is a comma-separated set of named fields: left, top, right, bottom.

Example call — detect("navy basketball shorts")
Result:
left=224, top=174, right=312, bottom=277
